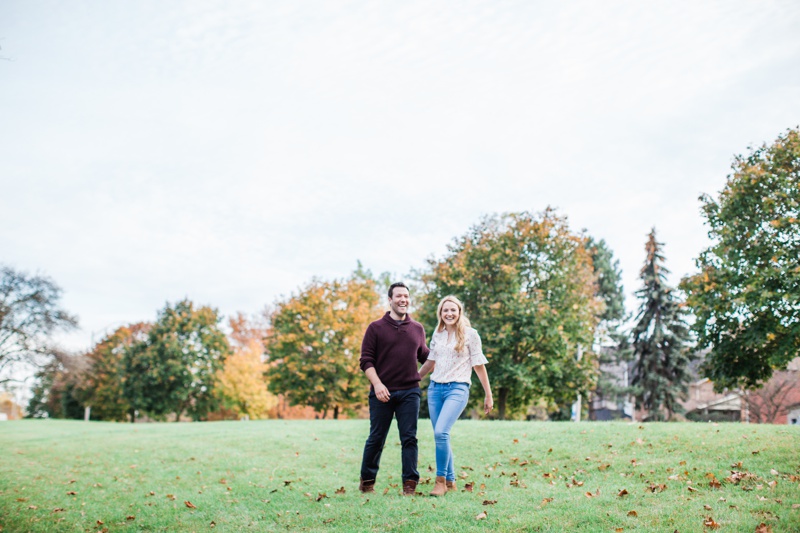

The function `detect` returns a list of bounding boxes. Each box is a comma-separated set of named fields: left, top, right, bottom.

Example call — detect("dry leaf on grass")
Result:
left=754, top=524, right=772, bottom=533
left=464, top=482, right=474, bottom=492
left=28, top=505, right=38, bottom=510
left=53, top=508, right=65, bottom=513
left=126, top=515, right=136, bottom=521
left=703, top=516, right=720, bottom=529
left=704, top=505, right=712, bottom=510
left=316, top=493, right=327, bottom=501
left=627, top=510, right=637, bottom=517
left=475, top=511, right=487, bottom=520
left=618, top=489, right=629, bottom=497
left=540, top=497, right=554, bottom=507
left=483, top=500, right=497, bottom=505
left=335, top=487, right=345, bottom=495
left=66, top=491, right=77, bottom=496
left=184, top=501, right=197, bottom=509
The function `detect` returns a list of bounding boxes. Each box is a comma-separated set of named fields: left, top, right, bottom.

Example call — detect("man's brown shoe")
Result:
left=430, top=476, right=447, bottom=497
left=446, top=479, right=456, bottom=492
left=402, top=479, right=418, bottom=496
left=359, top=478, right=375, bottom=493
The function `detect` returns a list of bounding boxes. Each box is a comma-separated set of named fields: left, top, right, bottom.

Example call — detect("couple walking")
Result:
left=358, top=282, right=493, bottom=497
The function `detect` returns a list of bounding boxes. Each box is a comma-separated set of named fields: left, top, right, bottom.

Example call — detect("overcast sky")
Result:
left=2, top=1, right=799, bottom=361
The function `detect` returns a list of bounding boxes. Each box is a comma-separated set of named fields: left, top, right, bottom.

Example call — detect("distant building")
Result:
left=0, top=392, right=25, bottom=420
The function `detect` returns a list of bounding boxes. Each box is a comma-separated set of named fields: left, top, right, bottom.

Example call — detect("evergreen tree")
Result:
left=630, top=229, right=693, bottom=420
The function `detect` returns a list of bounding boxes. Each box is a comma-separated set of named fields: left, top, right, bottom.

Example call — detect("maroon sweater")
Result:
left=360, top=312, right=430, bottom=392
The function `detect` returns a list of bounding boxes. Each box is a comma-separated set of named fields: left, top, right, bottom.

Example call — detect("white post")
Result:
left=571, top=345, right=583, bottom=422
left=84, top=406, right=91, bottom=422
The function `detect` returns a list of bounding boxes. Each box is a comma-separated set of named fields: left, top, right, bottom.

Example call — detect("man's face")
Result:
left=388, top=287, right=410, bottom=318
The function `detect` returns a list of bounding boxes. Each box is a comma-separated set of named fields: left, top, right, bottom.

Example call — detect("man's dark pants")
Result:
left=360, top=387, right=421, bottom=483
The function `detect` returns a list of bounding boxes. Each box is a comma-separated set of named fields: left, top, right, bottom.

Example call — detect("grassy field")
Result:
left=0, top=419, right=798, bottom=532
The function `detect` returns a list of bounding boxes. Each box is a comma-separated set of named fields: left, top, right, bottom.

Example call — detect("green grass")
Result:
left=1, top=420, right=798, bottom=532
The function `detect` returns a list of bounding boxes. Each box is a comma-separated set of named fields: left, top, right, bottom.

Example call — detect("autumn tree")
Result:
left=123, top=300, right=231, bottom=421
left=215, top=313, right=276, bottom=419
left=72, top=323, right=150, bottom=422
left=265, top=266, right=379, bottom=419
left=26, top=351, right=86, bottom=419
left=0, top=266, right=77, bottom=384
left=418, top=210, right=602, bottom=419
left=630, top=229, right=693, bottom=421
left=682, top=128, right=800, bottom=390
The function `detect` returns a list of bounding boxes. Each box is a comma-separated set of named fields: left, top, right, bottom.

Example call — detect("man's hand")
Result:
left=374, top=382, right=391, bottom=402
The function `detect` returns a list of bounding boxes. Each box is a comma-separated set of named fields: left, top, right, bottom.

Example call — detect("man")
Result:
left=359, top=282, right=433, bottom=496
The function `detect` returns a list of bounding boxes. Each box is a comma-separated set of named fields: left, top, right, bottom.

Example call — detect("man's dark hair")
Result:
left=388, top=282, right=409, bottom=298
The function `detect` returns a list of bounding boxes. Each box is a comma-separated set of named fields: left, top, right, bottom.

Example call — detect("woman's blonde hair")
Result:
left=436, top=295, right=471, bottom=353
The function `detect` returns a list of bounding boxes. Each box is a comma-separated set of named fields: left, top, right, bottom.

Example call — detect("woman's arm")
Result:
left=473, top=364, right=493, bottom=414
left=419, top=359, right=435, bottom=379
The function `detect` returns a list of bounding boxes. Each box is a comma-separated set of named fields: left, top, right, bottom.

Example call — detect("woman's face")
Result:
left=441, top=301, right=460, bottom=327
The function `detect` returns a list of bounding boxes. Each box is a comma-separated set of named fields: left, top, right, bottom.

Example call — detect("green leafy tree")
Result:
left=73, top=323, right=150, bottom=421
left=682, top=128, right=800, bottom=389
left=265, top=265, right=379, bottom=419
left=630, top=229, right=693, bottom=420
left=418, top=210, right=602, bottom=419
left=1, top=266, right=77, bottom=384
left=123, top=300, right=230, bottom=421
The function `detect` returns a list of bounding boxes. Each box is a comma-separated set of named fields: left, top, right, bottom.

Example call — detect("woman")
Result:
left=425, top=295, right=493, bottom=497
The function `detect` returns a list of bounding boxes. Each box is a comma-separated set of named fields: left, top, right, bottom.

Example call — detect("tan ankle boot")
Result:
left=430, top=476, right=447, bottom=497
left=446, top=479, right=456, bottom=492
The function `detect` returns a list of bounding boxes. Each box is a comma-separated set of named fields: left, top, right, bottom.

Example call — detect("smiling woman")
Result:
left=425, top=294, right=493, bottom=497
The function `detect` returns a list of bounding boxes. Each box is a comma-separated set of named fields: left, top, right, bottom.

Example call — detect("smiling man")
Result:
left=358, top=282, right=433, bottom=496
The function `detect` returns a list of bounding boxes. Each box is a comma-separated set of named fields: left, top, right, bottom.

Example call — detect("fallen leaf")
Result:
left=464, top=482, right=474, bottom=492
left=383, top=487, right=389, bottom=495
left=770, top=469, right=779, bottom=476
left=767, top=480, right=777, bottom=488
left=316, top=493, right=327, bottom=501
left=335, top=487, right=345, bottom=495
left=126, top=515, right=135, bottom=521
left=482, top=499, right=497, bottom=505
left=480, top=483, right=486, bottom=490
left=709, top=479, right=721, bottom=489
left=585, top=491, right=594, bottom=498
left=598, top=464, right=611, bottom=471
left=704, top=505, right=712, bottom=510
left=688, top=486, right=699, bottom=493
left=28, top=505, right=38, bottom=510
left=646, top=483, right=667, bottom=493
left=541, top=497, right=554, bottom=506
left=475, top=511, right=487, bottom=520
left=148, top=491, right=155, bottom=496
left=793, top=504, right=800, bottom=509
left=53, top=508, right=65, bottom=513
left=323, top=518, right=335, bottom=524
left=751, top=450, right=759, bottom=455
left=166, top=494, right=176, bottom=501
left=627, top=510, right=638, bottom=517
left=184, top=501, right=197, bottom=509
left=304, top=492, right=312, bottom=498
left=703, top=516, right=720, bottom=529
left=755, top=524, right=773, bottom=533
left=616, top=529, right=624, bottom=532
left=67, top=491, right=77, bottom=496
left=618, top=489, right=629, bottom=497
left=210, top=521, right=216, bottom=528
left=96, top=520, right=104, bottom=525
left=513, top=439, right=519, bottom=444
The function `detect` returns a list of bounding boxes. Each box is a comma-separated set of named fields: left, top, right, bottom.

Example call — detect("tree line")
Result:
left=3, top=127, right=798, bottom=422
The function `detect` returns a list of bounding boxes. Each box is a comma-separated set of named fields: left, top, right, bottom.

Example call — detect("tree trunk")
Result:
left=129, top=408, right=136, bottom=423
left=333, top=405, right=339, bottom=420
left=498, top=387, right=509, bottom=420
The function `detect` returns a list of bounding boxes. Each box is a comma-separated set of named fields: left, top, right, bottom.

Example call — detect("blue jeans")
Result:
left=360, top=387, right=421, bottom=483
left=427, top=381, right=470, bottom=480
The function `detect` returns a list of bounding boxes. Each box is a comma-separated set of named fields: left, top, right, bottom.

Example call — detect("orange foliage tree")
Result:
left=75, top=323, right=151, bottom=421
left=265, top=265, right=380, bottom=419
left=215, top=313, right=277, bottom=419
